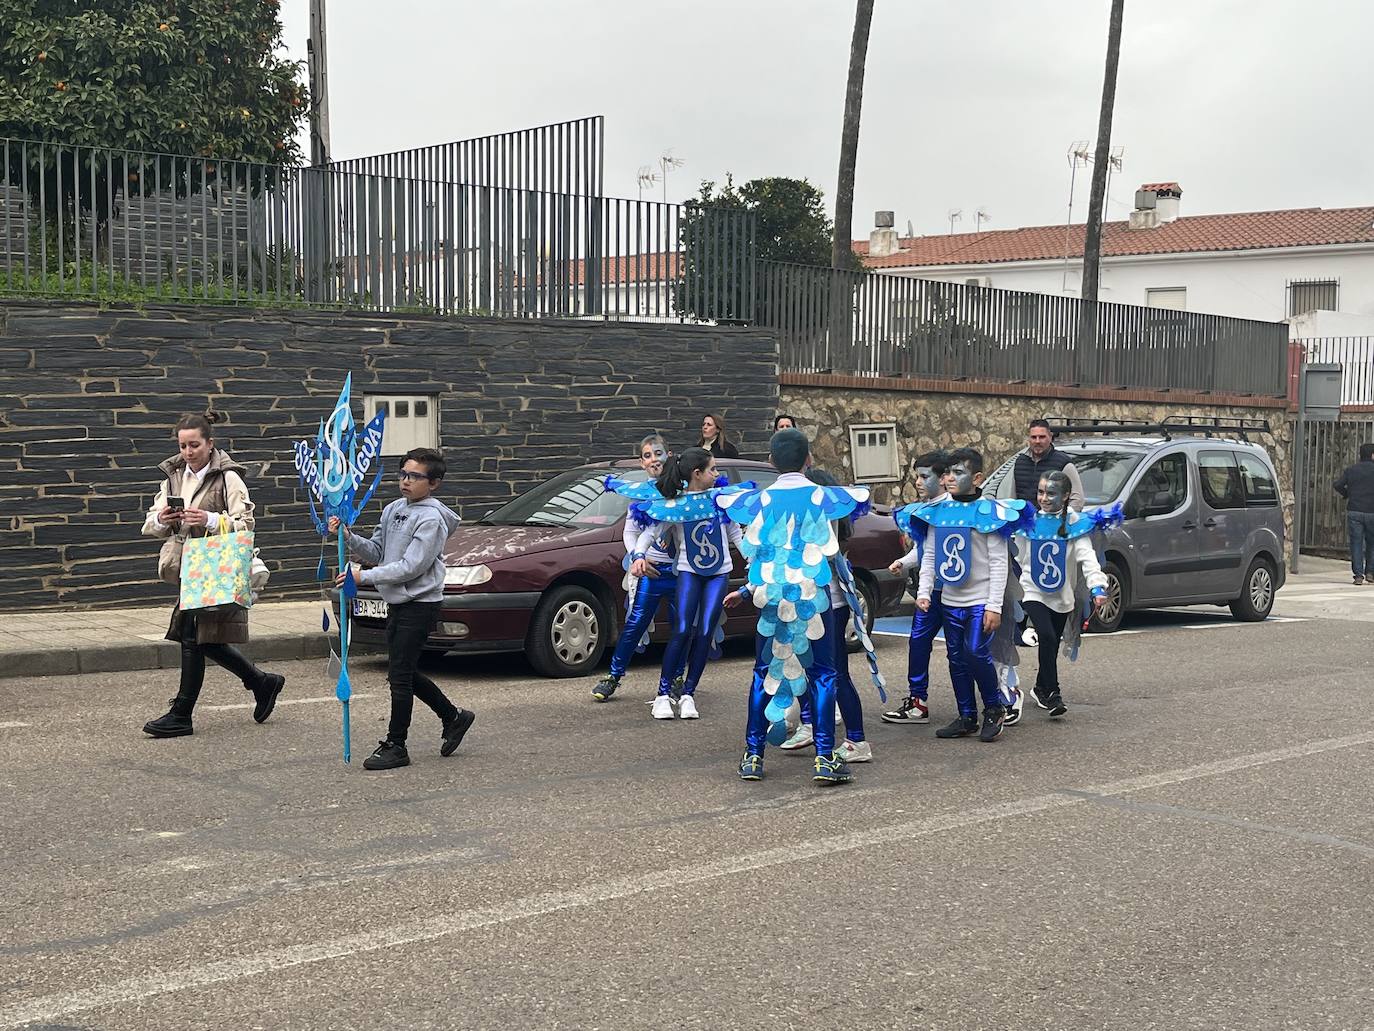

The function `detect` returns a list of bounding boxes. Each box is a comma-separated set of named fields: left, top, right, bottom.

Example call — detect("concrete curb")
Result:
left=3, top=634, right=384, bottom=680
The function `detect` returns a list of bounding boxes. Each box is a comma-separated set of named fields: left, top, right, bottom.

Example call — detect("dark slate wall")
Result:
left=0, top=302, right=779, bottom=610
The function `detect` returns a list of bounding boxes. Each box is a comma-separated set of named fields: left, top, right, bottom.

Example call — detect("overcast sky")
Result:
left=279, top=0, right=1373, bottom=239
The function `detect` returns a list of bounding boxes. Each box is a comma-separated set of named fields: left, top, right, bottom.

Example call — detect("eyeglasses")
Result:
left=398, top=471, right=431, bottom=482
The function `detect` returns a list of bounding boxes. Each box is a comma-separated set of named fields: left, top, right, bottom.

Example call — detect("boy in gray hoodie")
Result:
left=331, top=447, right=474, bottom=771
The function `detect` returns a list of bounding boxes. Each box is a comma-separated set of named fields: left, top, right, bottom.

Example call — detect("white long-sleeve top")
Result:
left=635, top=509, right=742, bottom=576
left=624, top=518, right=674, bottom=565
left=894, top=492, right=948, bottom=573
left=917, top=523, right=1008, bottom=613
left=1015, top=524, right=1108, bottom=613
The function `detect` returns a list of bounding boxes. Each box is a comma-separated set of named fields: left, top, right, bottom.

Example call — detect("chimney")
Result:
left=1128, top=182, right=1182, bottom=229
left=869, top=210, right=900, bottom=258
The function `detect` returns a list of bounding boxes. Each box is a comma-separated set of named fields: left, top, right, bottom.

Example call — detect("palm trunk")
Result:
left=832, top=0, right=874, bottom=269
left=1076, top=0, right=1125, bottom=384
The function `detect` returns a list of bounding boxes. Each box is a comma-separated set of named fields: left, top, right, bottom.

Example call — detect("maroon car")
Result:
left=340, top=458, right=907, bottom=677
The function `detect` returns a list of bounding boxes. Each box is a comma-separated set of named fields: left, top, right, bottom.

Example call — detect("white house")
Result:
left=858, top=183, right=1374, bottom=338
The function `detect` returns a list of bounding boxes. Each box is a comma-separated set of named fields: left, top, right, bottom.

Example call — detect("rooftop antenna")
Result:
left=1105, top=145, right=1125, bottom=218
left=947, top=208, right=963, bottom=235
left=975, top=207, right=991, bottom=233
left=906, top=219, right=914, bottom=238
left=636, top=165, right=660, bottom=202
left=1061, top=140, right=1093, bottom=292
left=658, top=150, right=685, bottom=205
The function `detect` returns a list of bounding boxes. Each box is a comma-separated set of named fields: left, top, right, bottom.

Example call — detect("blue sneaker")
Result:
left=813, top=752, right=852, bottom=785
left=738, top=752, right=764, bottom=781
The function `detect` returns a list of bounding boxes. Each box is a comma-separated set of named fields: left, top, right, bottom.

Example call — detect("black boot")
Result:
left=143, top=697, right=194, bottom=738
left=250, top=673, right=286, bottom=724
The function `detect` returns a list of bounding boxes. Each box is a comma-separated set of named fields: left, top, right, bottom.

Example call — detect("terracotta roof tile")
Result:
left=858, top=205, right=1374, bottom=270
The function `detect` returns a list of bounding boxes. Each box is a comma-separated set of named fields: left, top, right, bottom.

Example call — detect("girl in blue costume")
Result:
left=630, top=447, right=744, bottom=721
left=1013, top=470, right=1121, bottom=718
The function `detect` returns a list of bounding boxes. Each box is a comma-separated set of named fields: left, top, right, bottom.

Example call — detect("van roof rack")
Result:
left=1049, top=416, right=1272, bottom=442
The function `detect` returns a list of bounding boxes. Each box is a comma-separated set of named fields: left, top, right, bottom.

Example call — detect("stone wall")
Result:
left=782, top=373, right=1294, bottom=539
left=0, top=301, right=778, bottom=609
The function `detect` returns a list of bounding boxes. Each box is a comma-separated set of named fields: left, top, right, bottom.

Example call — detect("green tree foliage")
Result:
left=676, top=175, right=840, bottom=322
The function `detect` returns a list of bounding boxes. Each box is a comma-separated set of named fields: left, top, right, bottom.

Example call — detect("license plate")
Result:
left=353, top=598, right=388, bottom=619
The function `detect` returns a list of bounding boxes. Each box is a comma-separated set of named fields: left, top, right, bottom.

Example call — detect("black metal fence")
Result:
left=0, top=138, right=751, bottom=320
left=327, top=116, right=604, bottom=196
left=1299, top=337, right=1374, bottom=405
left=1298, top=416, right=1374, bottom=551
left=760, top=260, right=1290, bottom=396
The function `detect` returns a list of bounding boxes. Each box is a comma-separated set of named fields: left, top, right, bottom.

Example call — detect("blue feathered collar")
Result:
left=1022, top=503, right=1124, bottom=541
left=913, top=496, right=1033, bottom=538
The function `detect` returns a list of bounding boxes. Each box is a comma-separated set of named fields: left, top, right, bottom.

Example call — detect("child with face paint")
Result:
left=915, top=448, right=1030, bottom=743
left=631, top=447, right=744, bottom=720
left=884, top=449, right=954, bottom=726
left=1013, top=470, right=1113, bottom=717
left=594, top=435, right=684, bottom=703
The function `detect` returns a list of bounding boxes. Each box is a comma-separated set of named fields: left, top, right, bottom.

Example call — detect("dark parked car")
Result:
left=338, top=459, right=908, bottom=677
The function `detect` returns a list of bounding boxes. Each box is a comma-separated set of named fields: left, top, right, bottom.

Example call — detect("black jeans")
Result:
left=1348, top=511, right=1374, bottom=577
left=1023, top=600, right=1070, bottom=696
left=385, top=600, right=457, bottom=744
left=177, top=612, right=264, bottom=709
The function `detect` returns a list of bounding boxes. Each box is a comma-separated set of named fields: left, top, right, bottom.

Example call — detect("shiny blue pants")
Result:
left=746, top=605, right=842, bottom=755
left=906, top=589, right=945, bottom=701
left=658, top=571, right=729, bottom=696
left=942, top=603, right=1001, bottom=717
left=798, top=605, right=864, bottom=742
left=608, top=564, right=678, bottom=679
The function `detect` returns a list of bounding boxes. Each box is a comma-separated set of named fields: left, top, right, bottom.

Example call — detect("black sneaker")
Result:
left=440, top=709, right=475, bottom=757
left=1032, top=685, right=1052, bottom=710
left=979, top=706, right=1006, bottom=742
left=935, top=714, right=978, bottom=738
left=363, top=740, right=410, bottom=770
left=592, top=674, right=620, bottom=702
left=143, top=698, right=194, bottom=738
left=880, top=695, right=930, bottom=725
left=251, top=673, right=286, bottom=724
left=1043, top=693, right=1068, bottom=718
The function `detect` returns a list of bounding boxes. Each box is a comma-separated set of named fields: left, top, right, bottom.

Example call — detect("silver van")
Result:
left=985, top=424, right=1287, bottom=632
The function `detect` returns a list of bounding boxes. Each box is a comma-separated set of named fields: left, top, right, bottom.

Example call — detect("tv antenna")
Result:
left=1061, top=140, right=1092, bottom=292
left=975, top=207, right=991, bottom=233
left=657, top=150, right=685, bottom=205
left=947, top=208, right=962, bottom=235
left=636, top=165, right=660, bottom=202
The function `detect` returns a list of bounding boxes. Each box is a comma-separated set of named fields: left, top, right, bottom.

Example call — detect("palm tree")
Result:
left=1077, top=0, right=1126, bottom=382
left=832, top=0, right=875, bottom=269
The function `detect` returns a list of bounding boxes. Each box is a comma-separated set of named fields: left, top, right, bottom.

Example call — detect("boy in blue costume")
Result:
left=884, top=449, right=952, bottom=726
left=915, top=448, right=1031, bottom=743
left=594, top=434, right=683, bottom=703
left=719, top=430, right=877, bottom=784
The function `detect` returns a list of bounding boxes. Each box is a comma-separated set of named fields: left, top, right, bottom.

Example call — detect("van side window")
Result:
left=1199, top=451, right=1246, bottom=510
left=1237, top=453, right=1278, bottom=507
left=1128, top=453, right=1188, bottom=516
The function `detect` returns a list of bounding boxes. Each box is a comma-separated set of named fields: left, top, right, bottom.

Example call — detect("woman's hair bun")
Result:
left=204, top=408, right=224, bottom=425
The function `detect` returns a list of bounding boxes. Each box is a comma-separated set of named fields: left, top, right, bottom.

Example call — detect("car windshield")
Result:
left=475, top=468, right=646, bottom=528
left=1057, top=447, right=1146, bottom=504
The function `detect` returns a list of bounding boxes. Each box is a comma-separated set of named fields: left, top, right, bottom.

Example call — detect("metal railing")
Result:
left=1298, top=416, right=1374, bottom=551
left=0, top=138, right=752, bottom=320
left=1298, top=337, right=1374, bottom=405
left=760, top=260, right=1290, bottom=396
left=327, top=116, right=604, bottom=195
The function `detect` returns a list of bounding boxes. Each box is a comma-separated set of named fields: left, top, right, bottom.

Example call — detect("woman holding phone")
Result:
left=140, top=411, right=285, bottom=738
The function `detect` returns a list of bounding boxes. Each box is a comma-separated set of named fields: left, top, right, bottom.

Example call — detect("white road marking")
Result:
left=5, top=729, right=1374, bottom=1028
left=0, top=721, right=31, bottom=729
left=1278, top=591, right=1374, bottom=604
left=1182, top=617, right=1308, bottom=630
left=200, top=694, right=371, bottom=712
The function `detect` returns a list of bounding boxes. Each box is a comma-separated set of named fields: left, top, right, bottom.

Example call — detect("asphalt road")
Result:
left=2, top=598, right=1373, bottom=1030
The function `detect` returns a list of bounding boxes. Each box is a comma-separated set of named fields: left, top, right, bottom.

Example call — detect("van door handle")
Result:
left=1202, top=518, right=1218, bottom=528
left=1182, top=520, right=1198, bottom=530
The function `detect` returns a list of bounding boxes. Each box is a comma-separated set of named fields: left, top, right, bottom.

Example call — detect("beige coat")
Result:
left=143, top=448, right=255, bottom=645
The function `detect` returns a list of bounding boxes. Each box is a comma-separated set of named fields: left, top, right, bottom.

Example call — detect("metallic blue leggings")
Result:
left=658, top=571, right=729, bottom=696
left=798, top=605, right=864, bottom=742
left=746, top=605, right=842, bottom=755
left=608, top=564, right=678, bottom=679
left=906, top=590, right=945, bottom=701
left=942, top=603, right=1002, bottom=717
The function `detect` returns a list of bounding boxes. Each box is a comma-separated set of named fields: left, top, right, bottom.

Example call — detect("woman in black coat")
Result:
left=697, top=412, right=740, bottom=459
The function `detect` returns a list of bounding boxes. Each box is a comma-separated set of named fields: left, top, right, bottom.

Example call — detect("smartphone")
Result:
left=167, top=496, right=186, bottom=512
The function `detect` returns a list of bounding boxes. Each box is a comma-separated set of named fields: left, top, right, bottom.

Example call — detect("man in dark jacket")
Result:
left=1009, top=419, right=1084, bottom=511
left=1334, top=442, right=1374, bottom=584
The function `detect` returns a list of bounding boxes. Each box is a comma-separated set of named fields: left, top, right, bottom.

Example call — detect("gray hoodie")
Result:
left=347, top=496, right=462, bottom=604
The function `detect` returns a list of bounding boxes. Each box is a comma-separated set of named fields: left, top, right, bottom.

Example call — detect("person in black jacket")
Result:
left=697, top=412, right=741, bottom=459
left=1334, top=442, right=1374, bottom=584
left=1009, top=419, right=1084, bottom=511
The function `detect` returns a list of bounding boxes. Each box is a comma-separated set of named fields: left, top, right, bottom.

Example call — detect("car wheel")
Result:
left=1087, top=560, right=1127, bottom=634
left=1229, top=558, right=1275, bottom=622
left=526, top=585, right=608, bottom=678
left=845, top=576, right=878, bottom=653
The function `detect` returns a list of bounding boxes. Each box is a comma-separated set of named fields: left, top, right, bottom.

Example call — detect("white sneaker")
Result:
left=1005, top=686, right=1025, bottom=727
left=837, top=739, right=873, bottom=763
left=780, top=723, right=814, bottom=751
left=651, top=695, right=675, bottom=720
left=678, top=695, right=699, bottom=719
left=784, top=699, right=802, bottom=734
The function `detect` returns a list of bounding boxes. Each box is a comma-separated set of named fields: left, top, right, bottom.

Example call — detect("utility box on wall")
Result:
left=848, top=422, right=899, bottom=482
